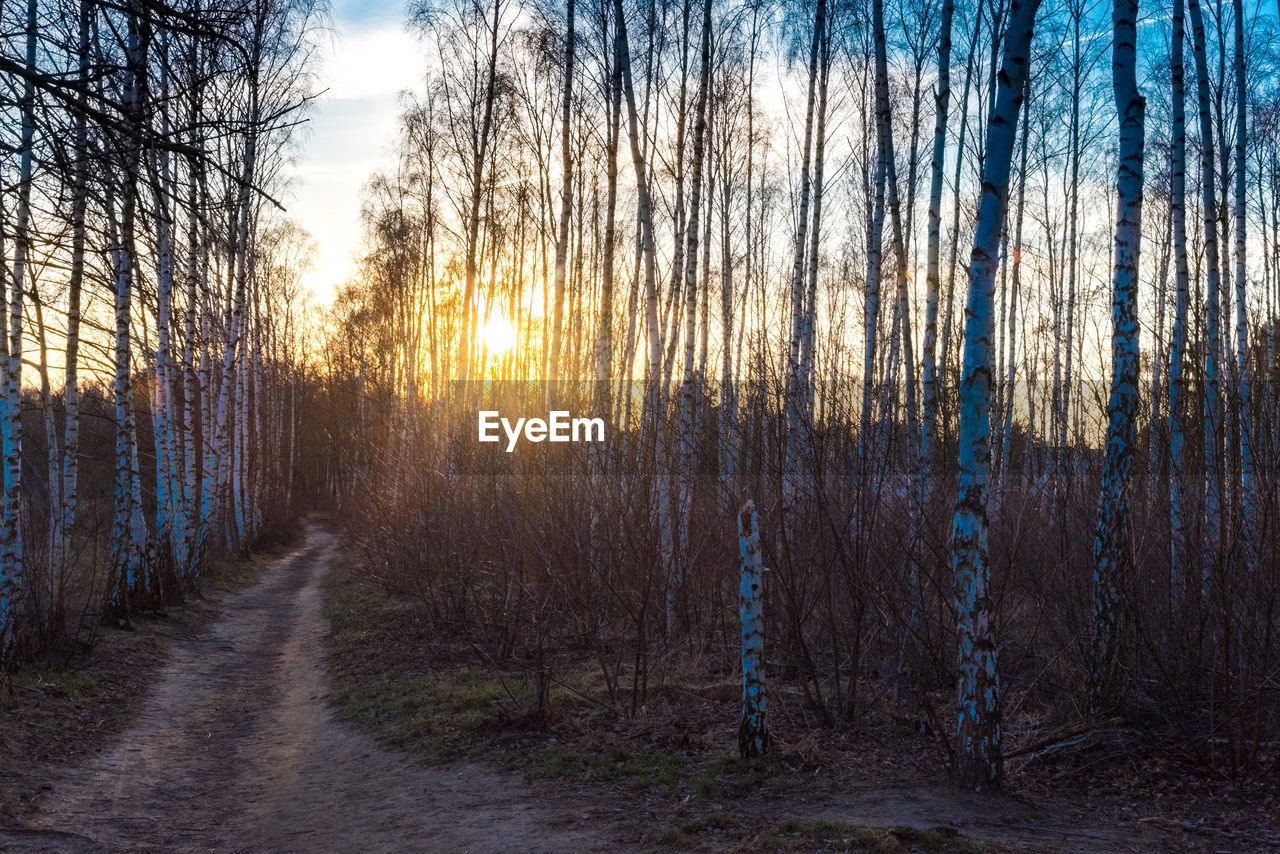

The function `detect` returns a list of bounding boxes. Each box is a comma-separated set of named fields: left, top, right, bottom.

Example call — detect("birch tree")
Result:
left=738, top=499, right=767, bottom=757
left=1090, top=0, right=1145, bottom=713
left=1187, top=0, right=1224, bottom=588
left=550, top=0, right=575, bottom=381
left=0, top=0, right=38, bottom=654
left=922, top=0, right=956, bottom=471
left=107, top=1, right=150, bottom=627
left=1232, top=0, right=1255, bottom=567
left=950, top=0, right=1041, bottom=790
left=1167, top=0, right=1191, bottom=598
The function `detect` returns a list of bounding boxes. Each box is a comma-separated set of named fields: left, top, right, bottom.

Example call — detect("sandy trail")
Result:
left=3, top=522, right=614, bottom=853
left=0, top=522, right=1237, bottom=854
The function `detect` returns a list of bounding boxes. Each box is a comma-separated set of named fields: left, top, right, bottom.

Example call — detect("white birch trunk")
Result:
left=1090, top=0, right=1145, bottom=712
left=950, top=0, right=1040, bottom=789
left=784, top=0, right=827, bottom=530
left=1188, top=0, right=1224, bottom=590
left=1, top=0, right=37, bottom=651
left=1168, top=0, right=1190, bottom=599
left=922, top=0, right=955, bottom=468
left=52, top=0, right=92, bottom=615
left=738, top=500, right=768, bottom=757
left=671, top=0, right=713, bottom=636
left=550, top=0, right=575, bottom=381
left=1232, top=0, right=1256, bottom=568
left=108, top=5, right=148, bottom=627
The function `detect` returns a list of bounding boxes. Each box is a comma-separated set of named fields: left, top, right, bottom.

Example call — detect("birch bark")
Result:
left=1168, top=0, right=1190, bottom=598
left=950, top=0, right=1040, bottom=790
left=550, top=0, right=575, bottom=381
left=738, top=501, right=768, bottom=757
left=1188, top=0, right=1224, bottom=587
left=1090, top=0, right=1145, bottom=712
left=922, top=0, right=956, bottom=467
left=1232, top=0, right=1255, bottom=567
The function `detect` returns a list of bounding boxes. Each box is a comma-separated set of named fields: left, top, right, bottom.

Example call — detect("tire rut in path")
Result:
left=8, top=523, right=614, bottom=853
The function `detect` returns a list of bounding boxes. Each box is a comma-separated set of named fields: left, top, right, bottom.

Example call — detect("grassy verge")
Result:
left=0, top=536, right=295, bottom=824
left=323, top=567, right=546, bottom=765
left=325, top=560, right=729, bottom=784
left=323, top=556, right=998, bottom=852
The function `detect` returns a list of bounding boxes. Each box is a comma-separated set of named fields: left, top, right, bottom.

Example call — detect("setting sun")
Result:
left=479, top=314, right=516, bottom=355
left=6, top=0, right=1278, bottom=844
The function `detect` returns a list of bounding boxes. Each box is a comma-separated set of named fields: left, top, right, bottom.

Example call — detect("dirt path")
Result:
left=1, top=521, right=1256, bottom=854
left=2, top=522, right=615, bottom=854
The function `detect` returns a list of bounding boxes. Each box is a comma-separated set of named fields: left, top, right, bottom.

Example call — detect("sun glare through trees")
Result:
left=479, top=313, right=519, bottom=358
left=1, top=0, right=1280, bottom=849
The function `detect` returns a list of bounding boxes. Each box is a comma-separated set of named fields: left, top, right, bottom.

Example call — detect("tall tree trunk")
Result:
left=785, top=0, right=827, bottom=516
left=922, top=0, right=955, bottom=469
left=1168, top=0, right=1191, bottom=599
left=1058, top=7, right=1084, bottom=493
left=52, top=0, right=93, bottom=631
left=998, top=71, right=1030, bottom=496
left=612, top=0, right=660, bottom=463
left=182, top=154, right=204, bottom=583
left=874, top=0, right=925, bottom=694
left=551, top=0, right=575, bottom=381
left=1188, top=0, right=1224, bottom=590
left=1232, top=0, right=1255, bottom=567
left=596, top=12, right=622, bottom=413
left=107, top=3, right=149, bottom=628
left=799, top=17, right=831, bottom=418
left=458, top=0, right=504, bottom=384
left=950, top=0, right=1040, bottom=791
left=1090, top=0, right=1145, bottom=713
left=671, top=0, right=713, bottom=636
left=33, top=297, right=57, bottom=630
left=211, top=100, right=258, bottom=555
left=150, top=62, right=182, bottom=573
left=719, top=130, right=737, bottom=484
left=860, top=148, right=887, bottom=481
left=1, top=0, right=39, bottom=653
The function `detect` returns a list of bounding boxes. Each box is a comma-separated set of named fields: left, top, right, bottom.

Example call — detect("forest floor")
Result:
left=0, top=535, right=273, bottom=828
left=323, top=542, right=1280, bottom=854
left=0, top=520, right=1275, bottom=852
left=0, top=520, right=609, bottom=853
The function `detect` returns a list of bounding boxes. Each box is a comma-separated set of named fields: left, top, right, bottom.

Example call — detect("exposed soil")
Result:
left=2, top=520, right=1273, bottom=853
left=0, top=522, right=613, bottom=853
left=0, top=541, right=273, bottom=826
left=322, top=553, right=1280, bottom=854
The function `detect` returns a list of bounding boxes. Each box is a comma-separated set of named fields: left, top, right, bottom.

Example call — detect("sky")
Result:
left=283, top=0, right=423, bottom=301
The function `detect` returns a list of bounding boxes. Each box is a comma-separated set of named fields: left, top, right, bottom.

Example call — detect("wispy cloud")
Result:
left=319, top=22, right=421, bottom=100
left=285, top=14, right=422, bottom=299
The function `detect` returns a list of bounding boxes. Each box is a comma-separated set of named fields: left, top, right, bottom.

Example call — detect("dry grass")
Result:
left=322, top=547, right=1280, bottom=852
left=322, top=555, right=1019, bottom=852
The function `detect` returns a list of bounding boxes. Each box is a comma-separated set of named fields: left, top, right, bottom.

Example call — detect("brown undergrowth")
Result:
left=0, top=532, right=299, bottom=824
left=324, top=551, right=1280, bottom=852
